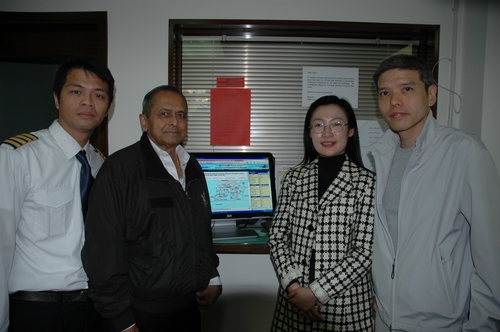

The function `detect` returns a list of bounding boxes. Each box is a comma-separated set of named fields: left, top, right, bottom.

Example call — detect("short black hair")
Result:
left=53, top=57, right=115, bottom=108
left=372, top=54, right=435, bottom=91
left=142, top=85, right=187, bottom=117
left=301, top=95, right=363, bottom=167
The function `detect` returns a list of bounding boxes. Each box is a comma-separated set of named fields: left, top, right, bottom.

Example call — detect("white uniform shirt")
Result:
left=0, top=120, right=104, bottom=331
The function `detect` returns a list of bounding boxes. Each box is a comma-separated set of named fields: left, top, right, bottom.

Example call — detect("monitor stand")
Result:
left=211, top=226, right=259, bottom=241
left=211, top=219, right=262, bottom=241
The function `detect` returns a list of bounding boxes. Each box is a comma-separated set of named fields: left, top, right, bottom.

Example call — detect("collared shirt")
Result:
left=148, top=137, right=190, bottom=190
left=0, top=120, right=104, bottom=330
left=147, top=136, right=222, bottom=287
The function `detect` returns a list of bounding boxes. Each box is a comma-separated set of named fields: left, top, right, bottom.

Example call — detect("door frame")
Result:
left=0, top=11, right=109, bottom=155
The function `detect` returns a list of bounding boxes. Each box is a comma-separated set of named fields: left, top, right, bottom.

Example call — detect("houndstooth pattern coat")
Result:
left=268, top=157, right=375, bottom=331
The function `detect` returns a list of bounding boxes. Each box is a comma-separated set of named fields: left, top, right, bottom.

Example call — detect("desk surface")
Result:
left=213, top=227, right=269, bottom=254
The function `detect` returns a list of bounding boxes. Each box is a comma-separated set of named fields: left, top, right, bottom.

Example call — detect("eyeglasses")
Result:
left=309, top=122, right=349, bottom=134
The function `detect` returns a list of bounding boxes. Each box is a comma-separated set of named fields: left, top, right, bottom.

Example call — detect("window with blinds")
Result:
left=170, top=21, right=438, bottom=166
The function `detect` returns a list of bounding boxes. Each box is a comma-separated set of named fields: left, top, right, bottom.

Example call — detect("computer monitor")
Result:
left=191, top=152, right=277, bottom=225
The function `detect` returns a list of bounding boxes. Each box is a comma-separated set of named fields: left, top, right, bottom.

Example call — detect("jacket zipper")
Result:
left=439, top=247, right=457, bottom=313
left=185, top=178, right=198, bottom=199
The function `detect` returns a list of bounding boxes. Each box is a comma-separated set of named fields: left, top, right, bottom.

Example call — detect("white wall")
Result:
left=443, top=0, right=499, bottom=170
left=451, top=0, right=487, bottom=135
left=1, top=0, right=498, bottom=331
left=481, top=0, right=500, bottom=170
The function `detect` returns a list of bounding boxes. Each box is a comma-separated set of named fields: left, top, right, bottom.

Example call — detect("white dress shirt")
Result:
left=149, top=138, right=189, bottom=190
left=0, top=120, right=104, bottom=331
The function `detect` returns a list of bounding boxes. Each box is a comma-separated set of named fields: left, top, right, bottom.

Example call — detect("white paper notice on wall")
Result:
left=357, top=119, right=389, bottom=172
left=302, top=66, right=359, bottom=108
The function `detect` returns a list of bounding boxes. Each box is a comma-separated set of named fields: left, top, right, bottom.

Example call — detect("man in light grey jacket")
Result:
left=370, top=54, right=500, bottom=331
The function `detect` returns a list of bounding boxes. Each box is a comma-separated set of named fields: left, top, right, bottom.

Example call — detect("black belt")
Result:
left=9, top=290, right=89, bottom=303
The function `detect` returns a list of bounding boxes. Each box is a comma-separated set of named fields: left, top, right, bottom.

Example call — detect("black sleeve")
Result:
left=82, top=159, right=135, bottom=332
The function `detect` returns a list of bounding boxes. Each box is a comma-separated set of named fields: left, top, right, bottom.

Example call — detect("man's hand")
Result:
left=123, top=325, right=139, bottom=332
left=196, top=285, right=222, bottom=307
left=372, top=297, right=377, bottom=317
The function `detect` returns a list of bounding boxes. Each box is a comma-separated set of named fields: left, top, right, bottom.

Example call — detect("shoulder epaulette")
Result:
left=2, top=133, right=38, bottom=149
left=94, top=147, right=107, bottom=160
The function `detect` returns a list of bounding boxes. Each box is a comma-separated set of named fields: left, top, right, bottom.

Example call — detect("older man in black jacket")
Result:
left=82, top=85, right=221, bottom=332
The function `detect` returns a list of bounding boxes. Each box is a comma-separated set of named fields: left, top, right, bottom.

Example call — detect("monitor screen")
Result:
left=192, top=152, right=277, bottom=222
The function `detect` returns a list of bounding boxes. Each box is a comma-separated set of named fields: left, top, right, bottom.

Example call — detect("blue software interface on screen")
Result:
left=196, top=156, right=273, bottom=216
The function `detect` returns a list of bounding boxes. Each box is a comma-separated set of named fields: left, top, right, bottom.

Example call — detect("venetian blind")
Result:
left=179, top=37, right=415, bottom=166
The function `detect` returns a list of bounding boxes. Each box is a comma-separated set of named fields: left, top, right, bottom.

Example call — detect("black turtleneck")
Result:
left=318, top=154, right=346, bottom=199
left=308, top=153, right=346, bottom=284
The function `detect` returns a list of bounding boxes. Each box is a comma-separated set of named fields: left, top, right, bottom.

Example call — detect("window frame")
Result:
left=168, top=19, right=440, bottom=165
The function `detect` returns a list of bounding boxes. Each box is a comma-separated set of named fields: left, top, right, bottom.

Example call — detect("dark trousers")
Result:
left=9, top=297, right=104, bottom=332
left=107, top=302, right=201, bottom=332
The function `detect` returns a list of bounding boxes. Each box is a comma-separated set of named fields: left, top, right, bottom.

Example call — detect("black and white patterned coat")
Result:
left=268, top=157, right=375, bottom=331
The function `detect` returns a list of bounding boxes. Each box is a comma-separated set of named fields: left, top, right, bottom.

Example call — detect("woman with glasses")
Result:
left=268, top=95, right=375, bottom=331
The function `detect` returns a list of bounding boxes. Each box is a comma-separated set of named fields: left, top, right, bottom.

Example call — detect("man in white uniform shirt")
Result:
left=0, top=57, right=115, bottom=332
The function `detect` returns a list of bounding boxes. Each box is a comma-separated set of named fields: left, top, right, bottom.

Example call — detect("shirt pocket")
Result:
left=33, top=189, right=74, bottom=238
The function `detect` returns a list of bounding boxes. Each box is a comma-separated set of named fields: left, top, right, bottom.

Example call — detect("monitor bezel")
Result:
left=191, top=151, right=277, bottom=221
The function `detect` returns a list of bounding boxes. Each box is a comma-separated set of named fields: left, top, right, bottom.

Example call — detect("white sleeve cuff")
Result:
left=209, top=276, right=222, bottom=286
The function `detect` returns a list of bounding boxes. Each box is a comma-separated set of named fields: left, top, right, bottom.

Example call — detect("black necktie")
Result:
left=76, top=150, right=94, bottom=219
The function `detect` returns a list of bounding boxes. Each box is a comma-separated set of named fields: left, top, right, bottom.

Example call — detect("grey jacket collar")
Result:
left=369, top=111, right=439, bottom=158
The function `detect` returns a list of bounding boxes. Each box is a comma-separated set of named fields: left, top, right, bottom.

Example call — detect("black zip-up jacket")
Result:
left=82, top=133, right=219, bottom=331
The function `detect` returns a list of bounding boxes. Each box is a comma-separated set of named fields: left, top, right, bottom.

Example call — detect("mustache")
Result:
left=161, top=127, right=180, bottom=133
